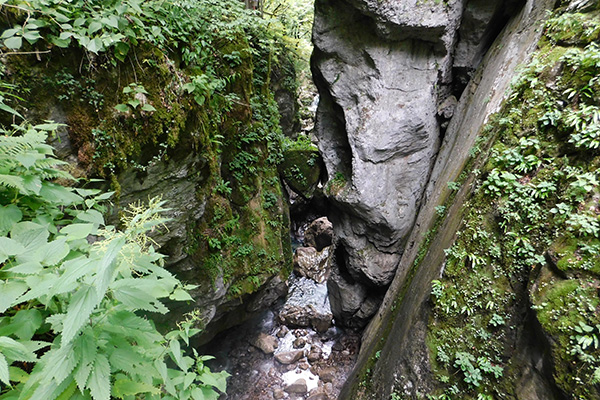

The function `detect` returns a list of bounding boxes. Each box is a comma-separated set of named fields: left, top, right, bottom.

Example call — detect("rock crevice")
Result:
left=312, top=0, right=525, bottom=327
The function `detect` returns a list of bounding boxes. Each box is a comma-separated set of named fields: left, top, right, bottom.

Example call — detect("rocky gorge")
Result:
left=1, top=0, right=600, bottom=398
left=308, top=0, right=600, bottom=398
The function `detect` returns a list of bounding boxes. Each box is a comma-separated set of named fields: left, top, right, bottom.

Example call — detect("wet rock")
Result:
left=273, top=388, right=286, bottom=399
left=324, top=382, right=333, bottom=394
left=293, top=337, right=307, bottom=349
left=299, top=362, right=310, bottom=370
left=312, top=0, right=462, bottom=296
left=285, top=379, right=308, bottom=394
left=279, top=276, right=333, bottom=332
left=327, top=264, right=380, bottom=328
left=319, top=368, right=336, bottom=383
left=304, top=217, right=334, bottom=251
left=437, top=95, right=458, bottom=120
left=567, top=0, right=599, bottom=12
left=277, top=326, right=289, bottom=338
left=280, top=305, right=333, bottom=333
left=275, top=350, right=304, bottom=365
left=308, top=346, right=322, bottom=362
left=246, top=276, right=289, bottom=313
left=311, top=314, right=333, bottom=334
left=253, top=333, right=279, bottom=355
left=293, top=246, right=332, bottom=283
left=307, top=391, right=328, bottom=400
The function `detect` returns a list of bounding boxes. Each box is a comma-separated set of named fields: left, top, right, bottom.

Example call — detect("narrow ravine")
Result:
left=202, top=217, right=361, bottom=399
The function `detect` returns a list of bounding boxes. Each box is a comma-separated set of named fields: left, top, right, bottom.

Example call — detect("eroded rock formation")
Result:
left=312, top=0, right=527, bottom=327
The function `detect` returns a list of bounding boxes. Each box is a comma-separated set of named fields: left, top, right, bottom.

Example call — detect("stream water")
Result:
left=202, top=230, right=360, bottom=400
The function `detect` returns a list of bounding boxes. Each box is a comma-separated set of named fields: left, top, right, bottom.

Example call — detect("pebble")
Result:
left=273, top=389, right=285, bottom=399
left=275, top=350, right=304, bottom=365
left=319, top=368, right=336, bottom=383
left=277, top=326, right=289, bottom=338
left=293, top=337, right=307, bottom=349
left=284, top=379, right=307, bottom=394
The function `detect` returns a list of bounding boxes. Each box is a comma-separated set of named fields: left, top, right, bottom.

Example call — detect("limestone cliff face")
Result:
left=312, top=0, right=526, bottom=327
left=316, top=0, right=600, bottom=398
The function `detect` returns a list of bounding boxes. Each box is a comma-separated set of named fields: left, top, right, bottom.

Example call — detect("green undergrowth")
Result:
left=426, top=4, right=600, bottom=400
left=0, top=126, right=228, bottom=400
left=0, top=0, right=298, bottom=302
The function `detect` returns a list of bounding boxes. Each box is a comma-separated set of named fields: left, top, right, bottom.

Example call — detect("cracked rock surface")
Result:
left=311, top=0, right=524, bottom=327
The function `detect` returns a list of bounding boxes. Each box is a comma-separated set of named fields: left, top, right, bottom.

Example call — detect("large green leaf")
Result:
left=0, top=309, right=43, bottom=340
left=111, top=280, right=168, bottom=314
left=0, top=237, right=25, bottom=263
left=0, top=336, right=36, bottom=363
left=113, top=379, right=159, bottom=399
left=11, top=222, right=48, bottom=251
left=0, top=281, right=28, bottom=313
left=51, top=257, right=93, bottom=296
left=21, top=174, right=42, bottom=195
left=5, top=261, right=43, bottom=275
left=74, top=209, right=104, bottom=225
left=72, top=330, right=97, bottom=391
left=18, top=273, right=60, bottom=304
left=107, top=345, right=141, bottom=374
left=88, top=21, right=102, bottom=35
left=0, top=174, right=25, bottom=193
left=60, top=223, right=95, bottom=241
left=86, top=37, right=104, bottom=54
left=55, top=380, right=77, bottom=400
left=154, top=359, right=175, bottom=396
left=3, top=36, right=22, bottom=50
left=61, top=285, right=98, bottom=345
left=0, top=204, right=22, bottom=234
left=39, top=183, right=83, bottom=205
left=88, top=354, right=110, bottom=400
left=15, top=152, right=44, bottom=169
left=170, top=288, right=194, bottom=302
left=8, top=366, right=28, bottom=383
left=0, top=352, right=9, bottom=387
left=32, top=237, right=70, bottom=266
left=41, top=342, right=78, bottom=386
left=192, top=386, right=219, bottom=400
left=198, top=370, right=228, bottom=393
left=92, top=236, right=126, bottom=303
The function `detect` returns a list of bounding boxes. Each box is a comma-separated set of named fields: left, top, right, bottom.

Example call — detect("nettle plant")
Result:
left=0, top=125, right=228, bottom=400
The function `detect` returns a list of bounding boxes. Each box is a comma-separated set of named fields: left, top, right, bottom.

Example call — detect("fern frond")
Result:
left=0, top=174, right=25, bottom=192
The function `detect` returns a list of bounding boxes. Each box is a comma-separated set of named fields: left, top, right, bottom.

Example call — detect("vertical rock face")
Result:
left=329, top=0, right=573, bottom=397
left=312, top=0, right=523, bottom=326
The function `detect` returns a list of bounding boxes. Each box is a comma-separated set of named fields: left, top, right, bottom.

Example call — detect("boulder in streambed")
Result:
left=253, top=333, right=279, bottom=355
left=279, top=276, right=333, bottom=332
left=275, top=350, right=305, bottom=365
left=303, top=217, right=333, bottom=251
left=293, top=246, right=332, bottom=283
left=284, top=379, right=308, bottom=394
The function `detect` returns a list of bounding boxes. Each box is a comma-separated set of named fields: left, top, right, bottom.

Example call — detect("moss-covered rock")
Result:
left=423, top=2, right=600, bottom=399
left=2, top=12, right=297, bottom=338
left=279, top=147, right=322, bottom=198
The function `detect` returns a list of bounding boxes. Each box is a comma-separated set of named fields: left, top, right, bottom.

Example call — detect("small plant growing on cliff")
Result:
left=326, top=172, right=347, bottom=195
left=115, top=83, right=156, bottom=113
